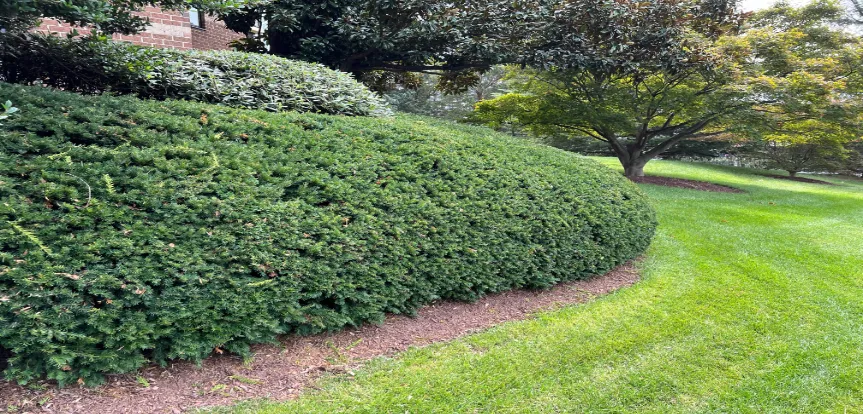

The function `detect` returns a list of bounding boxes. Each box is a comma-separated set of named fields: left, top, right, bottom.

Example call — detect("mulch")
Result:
left=0, top=262, right=641, bottom=414
left=630, top=176, right=744, bottom=193
left=763, top=174, right=835, bottom=185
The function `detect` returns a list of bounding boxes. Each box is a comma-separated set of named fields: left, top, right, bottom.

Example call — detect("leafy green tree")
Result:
left=472, top=36, right=742, bottom=177
left=734, top=0, right=863, bottom=176
left=473, top=0, right=862, bottom=178
left=753, top=122, right=852, bottom=176
left=219, top=0, right=543, bottom=77
left=218, top=0, right=737, bottom=81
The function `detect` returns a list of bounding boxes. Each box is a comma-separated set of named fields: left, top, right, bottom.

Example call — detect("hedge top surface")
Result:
left=0, top=83, right=655, bottom=385
left=0, top=34, right=390, bottom=116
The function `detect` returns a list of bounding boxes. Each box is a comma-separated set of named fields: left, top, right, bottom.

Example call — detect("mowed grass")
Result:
left=214, top=159, right=863, bottom=413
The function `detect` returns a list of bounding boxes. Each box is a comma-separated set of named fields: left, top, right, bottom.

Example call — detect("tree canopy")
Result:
left=217, top=0, right=737, bottom=79
left=732, top=0, right=863, bottom=175
left=472, top=0, right=863, bottom=178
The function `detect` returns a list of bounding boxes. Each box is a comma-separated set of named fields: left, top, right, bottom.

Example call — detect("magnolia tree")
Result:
left=218, top=0, right=549, bottom=79
left=216, top=0, right=738, bottom=89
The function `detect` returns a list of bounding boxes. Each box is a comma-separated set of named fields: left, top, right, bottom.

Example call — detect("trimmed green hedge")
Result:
left=0, top=34, right=389, bottom=116
left=0, top=83, right=656, bottom=385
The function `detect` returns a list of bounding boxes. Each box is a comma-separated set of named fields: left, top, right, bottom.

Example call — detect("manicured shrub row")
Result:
left=0, top=83, right=656, bottom=385
left=0, top=34, right=389, bottom=116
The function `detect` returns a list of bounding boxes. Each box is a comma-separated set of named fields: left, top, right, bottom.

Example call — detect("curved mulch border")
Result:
left=763, top=174, right=835, bottom=186
left=0, top=262, right=641, bottom=414
left=630, top=176, right=744, bottom=193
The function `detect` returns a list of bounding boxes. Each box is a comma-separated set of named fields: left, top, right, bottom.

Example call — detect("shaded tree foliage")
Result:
left=218, top=0, right=738, bottom=83
left=383, top=67, right=507, bottom=121
left=220, top=0, right=546, bottom=77
left=843, top=141, right=863, bottom=176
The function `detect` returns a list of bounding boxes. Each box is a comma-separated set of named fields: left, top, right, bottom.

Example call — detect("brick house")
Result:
left=38, top=6, right=245, bottom=51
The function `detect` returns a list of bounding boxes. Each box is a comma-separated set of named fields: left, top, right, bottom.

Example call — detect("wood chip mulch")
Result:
left=763, top=174, right=835, bottom=185
left=0, top=262, right=640, bottom=414
left=630, top=176, right=744, bottom=193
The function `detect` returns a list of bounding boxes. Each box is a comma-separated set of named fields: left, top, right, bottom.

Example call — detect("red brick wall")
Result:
left=192, top=15, right=245, bottom=51
left=37, top=7, right=243, bottom=51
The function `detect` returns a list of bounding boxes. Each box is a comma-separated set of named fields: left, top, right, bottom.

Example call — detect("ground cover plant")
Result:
left=214, top=160, right=863, bottom=413
left=0, top=83, right=656, bottom=386
left=0, top=34, right=389, bottom=116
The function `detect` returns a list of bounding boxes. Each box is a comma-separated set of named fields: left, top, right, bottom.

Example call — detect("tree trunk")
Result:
left=603, top=133, right=653, bottom=179
left=788, top=171, right=797, bottom=177
left=624, top=162, right=646, bottom=178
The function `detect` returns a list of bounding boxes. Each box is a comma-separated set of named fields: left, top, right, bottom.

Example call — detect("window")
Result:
left=188, top=7, right=204, bottom=28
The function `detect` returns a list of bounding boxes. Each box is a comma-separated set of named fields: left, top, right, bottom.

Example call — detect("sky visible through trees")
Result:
left=741, top=0, right=807, bottom=10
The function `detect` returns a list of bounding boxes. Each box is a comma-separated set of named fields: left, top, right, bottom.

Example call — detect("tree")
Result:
left=472, top=17, right=744, bottom=178
left=469, top=0, right=743, bottom=178
left=733, top=0, right=863, bottom=176
left=473, top=65, right=742, bottom=177
left=753, top=121, right=852, bottom=176
left=219, top=0, right=546, bottom=77
left=473, top=0, right=863, bottom=178
left=217, top=0, right=737, bottom=83
left=843, top=141, right=863, bottom=176
left=0, top=0, right=250, bottom=35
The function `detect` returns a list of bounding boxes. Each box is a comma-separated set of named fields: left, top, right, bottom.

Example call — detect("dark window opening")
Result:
left=189, top=8, right=204, bottom=29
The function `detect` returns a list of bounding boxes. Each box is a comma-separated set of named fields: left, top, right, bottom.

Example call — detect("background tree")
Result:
left=219, top=0, right=547, bottom=78
left=752, top=122, right=853, bottom=176
left=733, top=0, right=863, bottom=176
left=472, top=61, right=743, bottom=178
left=843, top=141, right=863, bottom=176
left=217, top=0, right=738, bottom=87
left=471, top=6, right=744, bottom=179
left=473, top=0, right=862, bottom=178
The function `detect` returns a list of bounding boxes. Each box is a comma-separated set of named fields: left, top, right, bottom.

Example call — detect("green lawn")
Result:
left=214, top=160, right=863, bottom=413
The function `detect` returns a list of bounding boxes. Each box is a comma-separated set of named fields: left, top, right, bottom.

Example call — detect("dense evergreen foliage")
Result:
left=0, top=83, right=656, bottom=385
left=0, top=34, right=389, bottom=116
left=217, top=0, right=736, bottom=87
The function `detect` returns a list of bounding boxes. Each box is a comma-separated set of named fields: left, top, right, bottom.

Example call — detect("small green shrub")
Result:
left=0, top=34, right=389, bottom=116
left=0, top=83, right=656, bottom=385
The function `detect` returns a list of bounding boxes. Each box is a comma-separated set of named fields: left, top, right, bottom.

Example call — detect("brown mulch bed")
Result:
left=0, top=263, right=641, bottom=414
left=630, top=176, right=744, bottom=193
left=763, top=174, right=835, bottom=185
